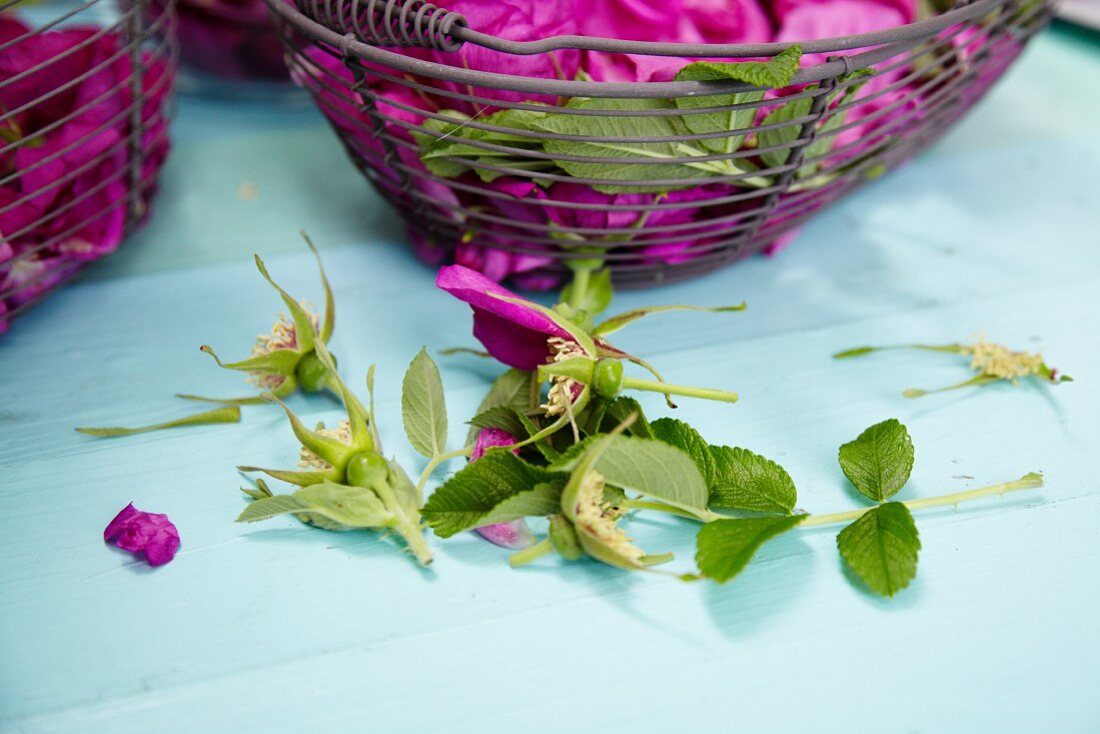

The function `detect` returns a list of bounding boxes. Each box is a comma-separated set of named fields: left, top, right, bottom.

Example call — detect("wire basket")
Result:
left=0, top=0, right=177, bottom=333
left=271, top=0, right=1052, bottom=288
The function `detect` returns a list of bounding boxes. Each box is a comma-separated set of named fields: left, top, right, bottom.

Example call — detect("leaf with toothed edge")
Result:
left=695, top=515, right=805, bottom=583
left=708, top=445, right=798, bottom=514
left=838, top=419, right=914, bottom=502
left=837, top=502, right=920, bottom=597
left=402, top=347, right=449, bottom=459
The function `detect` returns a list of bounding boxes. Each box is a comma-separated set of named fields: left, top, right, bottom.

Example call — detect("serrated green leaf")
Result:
left=758, top=94, right=813, bottom=170
left=549, top=435, right=709, bottom=517
left=75, top=405, right=241, bottom=437
left=466, top=369, right=534, bottom=444
left=695, top=515, right=805, bottom=583
left=468, top=406, right=528, bottom=441
left=402, top=347, right=448, bottom=459
left=537, top=98, right=722, bottom=193
left=838, top=419, right=914, bottom=502
left=675, top=45, right=803, bottom=90
left=475, top=479, right=566, bottom=529
left=708, top=446, right=798, bottom=514
left=413, top=108, right=549, bottom=179
left=837, top=502, right=921, bottom=597
left=650, top=418, right=716, bottom=486
left=602, top=396, right=652, bottom=438
left=423, top=451, right=556, bottom=537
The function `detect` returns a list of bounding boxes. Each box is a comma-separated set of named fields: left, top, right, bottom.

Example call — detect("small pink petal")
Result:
left=476, top=520, right=537, bottom=549
left=104, top=503, right=180, bottom=566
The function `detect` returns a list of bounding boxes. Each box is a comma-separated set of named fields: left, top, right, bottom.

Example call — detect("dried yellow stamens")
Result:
left=298, top=420, right=352, bottom=469
left=248, top=304, right=320, bottom=389
left=963, top=338, right=1044, bottom=382
left=541, top=336, right=586, bottom=417
left=572, top=470, right=644, bottom=563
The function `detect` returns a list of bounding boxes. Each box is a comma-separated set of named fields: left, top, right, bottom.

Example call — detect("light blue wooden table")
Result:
left=2, top=24, right=1099, bottom=733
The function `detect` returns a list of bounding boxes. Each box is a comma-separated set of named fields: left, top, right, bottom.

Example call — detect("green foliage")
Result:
left=838, top=419, right=915, bottom=502
left=402, top=347, right=448, bottom=459
left=837, top=503, right=921, bottom=597
left=696, top=515, right=805, bottom=583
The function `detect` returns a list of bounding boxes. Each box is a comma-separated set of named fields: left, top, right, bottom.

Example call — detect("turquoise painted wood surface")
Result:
left=2, top=26, right=1099, bottom=734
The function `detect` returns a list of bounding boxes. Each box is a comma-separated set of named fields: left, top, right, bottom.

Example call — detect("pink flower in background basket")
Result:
left=0, top=14, right=173, bottom=333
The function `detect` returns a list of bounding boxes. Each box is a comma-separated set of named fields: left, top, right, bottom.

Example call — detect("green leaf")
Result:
left=468, top=406, right=528, bottom=441
left=466, top=369, right=534, bottom=444
left=602, top=396, right=652, bottom=438
left=75, top=405, right=241, bottom=437
left=423, top=451, right=556, bottom=537
left=593, top=303, right=746, bottom=337
left=474, top=479, right=566, bottom=529
left=650, top=418, right=716, bottom=486
left=758, top=69, right=874, bottom=176
left=675, top=89, right=763, bottom=155
left=402, top=347, right=448, bottom=459
left=237, top=482, right=392, bottom=528
left=237, top=494, right=309, bottom=522
left=413, top=108, right=549, bottom=179
left=675, top=45, right=803, bottom=90
left=238, top=465, right=338, bottom=487
left=708, top=446, right=798, bottom=514
left=549, top=435, right=710, bottom=517
left=758, top=94, right=813, bottom=170
left=837, top=502, right=921, bottom=597
left=838, top=419, right=915, bottom=502
left=537, top=98, right=725, bottom=193
left=695, top=515, right=805, bottom=583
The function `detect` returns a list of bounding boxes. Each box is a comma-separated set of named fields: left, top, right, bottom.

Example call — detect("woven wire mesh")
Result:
left=272, top=0, right=1052, bottom=288
left=0, top=0, right=178, bottom=331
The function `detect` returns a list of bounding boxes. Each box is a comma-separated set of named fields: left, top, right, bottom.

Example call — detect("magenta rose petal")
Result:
left=103, top=503, right=180, bottom=566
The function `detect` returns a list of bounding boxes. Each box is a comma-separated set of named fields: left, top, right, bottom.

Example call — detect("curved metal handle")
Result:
left=294, top=0, right=467, bottom=51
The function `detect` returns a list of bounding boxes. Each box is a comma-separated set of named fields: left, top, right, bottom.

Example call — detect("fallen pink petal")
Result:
left=103, top=503, right=180, bottom=566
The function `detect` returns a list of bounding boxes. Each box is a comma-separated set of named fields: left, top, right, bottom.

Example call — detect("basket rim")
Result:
left=270, top=0, right=1015, bottom=97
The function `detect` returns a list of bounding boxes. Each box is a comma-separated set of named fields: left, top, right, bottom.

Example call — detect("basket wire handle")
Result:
left=297, top=0, right=468, bottom=51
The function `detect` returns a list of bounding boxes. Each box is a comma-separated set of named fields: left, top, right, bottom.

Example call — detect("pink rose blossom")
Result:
left=104, top=503, right=181, bottom=566
left=436, top=263, right=573, bottom=370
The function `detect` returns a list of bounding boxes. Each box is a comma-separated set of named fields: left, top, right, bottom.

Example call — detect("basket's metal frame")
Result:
left=0, top=0, right=178, bottom=327
left=272, top=0, right=1052, bottom=286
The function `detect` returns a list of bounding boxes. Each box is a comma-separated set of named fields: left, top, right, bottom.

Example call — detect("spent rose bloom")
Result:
left=471, top=428, right=537, bottom=548
left=436, top=263, right=576, bottom=371
left=104, top=503, right=181, bottom=566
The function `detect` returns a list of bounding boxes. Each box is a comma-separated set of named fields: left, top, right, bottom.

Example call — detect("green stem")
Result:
left=369, top=479, right=433, bottom=566
left=567, top=267, right=591, bottom=311
left=799, top=473, right=1043, bottom=528
left=620, top=376, right=738, bottom=404
left=415, top=445, right=476, bottom=496
left=509, top=537, right=553, bottom=568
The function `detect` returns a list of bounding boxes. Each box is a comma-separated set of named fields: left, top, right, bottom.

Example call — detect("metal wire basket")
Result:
left=0, top=0, right=177, bottom=333
left=271, top=0, right=1052, bottom=288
